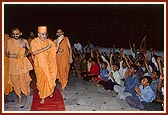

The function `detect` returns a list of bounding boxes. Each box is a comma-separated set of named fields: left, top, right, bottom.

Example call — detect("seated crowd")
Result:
left=71, top=40, right=164, bottom=111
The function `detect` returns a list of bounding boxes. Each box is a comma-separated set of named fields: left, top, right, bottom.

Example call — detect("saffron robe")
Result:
left=7, top=38, right=33, bottom=96
left=56, top=37, right=70, bottom=90
left=30, top=38, right=57, bottom=99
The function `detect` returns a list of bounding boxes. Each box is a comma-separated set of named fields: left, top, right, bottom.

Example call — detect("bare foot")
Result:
left=40, top=99, right=45, bottom=104
left=18, top=95, right=22, bottom=104
left=49, top=94, right=53, bottom=97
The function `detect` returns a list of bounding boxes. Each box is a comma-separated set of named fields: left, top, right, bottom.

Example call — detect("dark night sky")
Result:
left=4, top=3, right=164, bottom=50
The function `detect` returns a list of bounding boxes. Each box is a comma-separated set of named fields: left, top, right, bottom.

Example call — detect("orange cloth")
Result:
left=7, top=38, right=33, bottom=96
left=38, top=26, right=47, bottom=33
left=30, top=37, right=57, bottom=99
left=27, top=37, right=34, bottom=67
left=56, top=37, right=70, bottom=90
left=4, top=34, right=13, bottom=95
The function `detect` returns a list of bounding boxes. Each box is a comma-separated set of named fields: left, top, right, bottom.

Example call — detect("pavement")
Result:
left=61, top=75, right=140, bottom=112
left=3, top=72, right=144, bottom=112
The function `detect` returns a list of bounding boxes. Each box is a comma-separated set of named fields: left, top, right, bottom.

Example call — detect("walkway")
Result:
left=3, top=72, right=140, bottom=112
left=61, top=75, right=139, bottom=111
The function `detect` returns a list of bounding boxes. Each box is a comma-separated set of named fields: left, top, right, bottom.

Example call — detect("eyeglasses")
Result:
left=40, top=33, right=48, bottom=36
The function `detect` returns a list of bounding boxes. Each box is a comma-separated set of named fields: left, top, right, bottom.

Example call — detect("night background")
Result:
left=4, top=3, right=164, bottom=50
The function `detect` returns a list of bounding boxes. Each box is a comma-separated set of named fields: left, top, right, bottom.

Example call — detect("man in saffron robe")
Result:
left=6, top=28, right=33, bottom=104
left=30, top=26, right=57, bottom=104
left=4, top=33, right=13, bottom=103
left=54, top=29, right=73, bottom=91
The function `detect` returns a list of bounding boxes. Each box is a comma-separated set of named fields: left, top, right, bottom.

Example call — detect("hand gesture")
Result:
left=135, top=86, right=141, bottom=94
left=157, top=57, right=161, bottom=63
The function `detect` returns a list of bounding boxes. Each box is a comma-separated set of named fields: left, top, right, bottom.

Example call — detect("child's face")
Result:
left=151, top=71, right=157, bottom=79
left=130, top=67, right=135, bottom=74
left=141, top=78, right=149, bottom=87
left=122, top=62, right=127, bottom=68
left=113, top=65, right=118, bottom=71
left=101, top=63, right=106, bottom=69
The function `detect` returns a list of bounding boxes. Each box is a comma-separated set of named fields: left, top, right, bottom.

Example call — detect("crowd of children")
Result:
left=71, top=39, right=164, bottom=111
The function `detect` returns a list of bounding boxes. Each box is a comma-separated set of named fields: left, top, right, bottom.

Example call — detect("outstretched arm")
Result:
left=31, top=44, right=52, bottom=56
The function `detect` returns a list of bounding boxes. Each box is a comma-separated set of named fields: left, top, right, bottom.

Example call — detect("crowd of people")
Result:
left=71, top=36, right=164, bottom=111
left=4, top=26, right=164, bottom=111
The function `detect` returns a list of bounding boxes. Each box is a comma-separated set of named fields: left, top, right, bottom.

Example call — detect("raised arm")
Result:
left=144, top=59, right=150, bottom=73
left=119, top=48, right=124, bottom=61
left=157, top=57, right=163, bottom=75
left=91, top=48, right=94, bottom=59
left=95, top=49, right=100, bottom=64
left=140, top=35, right=147, bottom=51
left=123, top=55, right=131, bottom=69
left=110, top=52, right=113, bottom=67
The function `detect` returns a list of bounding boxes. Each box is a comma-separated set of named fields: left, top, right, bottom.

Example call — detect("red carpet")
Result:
left=31, top=87, right=65, bottom=111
